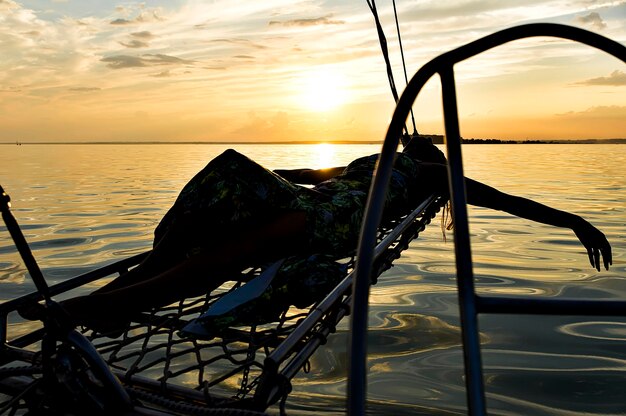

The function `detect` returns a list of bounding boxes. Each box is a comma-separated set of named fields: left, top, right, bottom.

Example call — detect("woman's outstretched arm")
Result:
left=465, top=177, right=612, bottom=271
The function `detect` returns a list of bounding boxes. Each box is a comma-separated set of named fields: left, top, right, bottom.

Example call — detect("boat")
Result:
left=0, top=23, right=625, bottom=416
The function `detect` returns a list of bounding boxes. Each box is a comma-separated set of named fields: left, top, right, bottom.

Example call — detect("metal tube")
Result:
left=0, top=185, right=51, bottom=302
left=439, top=66, right=486, bottom=415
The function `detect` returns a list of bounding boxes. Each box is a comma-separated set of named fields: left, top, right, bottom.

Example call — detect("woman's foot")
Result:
left=81, top=316, right=131, bottom=338
left=17, top=300, right=46, bottom=321
left=60, top=295, right=131, bottom=338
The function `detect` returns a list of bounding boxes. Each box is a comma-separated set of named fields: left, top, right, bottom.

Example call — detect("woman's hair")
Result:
left=401, top=136, right=447, bottom=165
left=402, top=136, right=453, bottom=238
left=440, top=202, right=454, bottom=242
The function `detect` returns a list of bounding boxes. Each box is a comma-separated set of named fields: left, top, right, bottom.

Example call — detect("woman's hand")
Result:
left=573, top=219, right=612, bottom=271
left=464, top=178, right=613, bottom=271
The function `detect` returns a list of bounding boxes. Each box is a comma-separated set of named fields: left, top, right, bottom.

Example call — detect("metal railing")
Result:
left=0, top=188, right=444, bottom=415
left=349, top=23, right=626, bottom=415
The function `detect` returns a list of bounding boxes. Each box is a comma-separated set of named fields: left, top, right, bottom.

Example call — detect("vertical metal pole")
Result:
left=439, top=67, right=487, bottom=415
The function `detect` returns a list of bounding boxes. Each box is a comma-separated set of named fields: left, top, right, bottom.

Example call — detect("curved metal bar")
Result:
left=348, top=23, right=626, bottom=415
left=439, top=22, right=625, bottom=68
left=65, top=329, right=133, bottom=409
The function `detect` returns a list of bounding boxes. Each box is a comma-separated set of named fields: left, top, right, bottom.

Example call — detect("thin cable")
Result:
left=392, top=0, right=417, bottom=135
left=366, top=0, right=410, bottom=143
left=366, top=0, right=400, bottom=104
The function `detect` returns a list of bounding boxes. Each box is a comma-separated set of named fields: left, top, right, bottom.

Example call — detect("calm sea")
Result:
left=0, top=143, right=625, bottom=415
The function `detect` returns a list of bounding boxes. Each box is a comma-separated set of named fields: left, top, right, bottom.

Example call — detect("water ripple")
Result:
left=29, top=237, right=91, bottom=249
left=559, top=321, right=626, bottom=342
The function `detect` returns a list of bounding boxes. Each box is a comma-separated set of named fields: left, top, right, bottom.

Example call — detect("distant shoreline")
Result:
left=3, top=138, right=626, bottom=145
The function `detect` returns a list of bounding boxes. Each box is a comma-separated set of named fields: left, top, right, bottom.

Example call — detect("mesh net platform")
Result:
left=0, top=195, right=444, bottom=415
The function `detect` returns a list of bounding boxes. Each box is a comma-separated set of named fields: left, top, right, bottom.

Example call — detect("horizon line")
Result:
left=2, top=138, right=626, bottom=145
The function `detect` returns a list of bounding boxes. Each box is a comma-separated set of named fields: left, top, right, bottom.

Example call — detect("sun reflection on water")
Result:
left=314, top=142, right=335, bottom=168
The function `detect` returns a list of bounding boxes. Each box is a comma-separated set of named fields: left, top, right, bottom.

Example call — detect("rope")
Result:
left=366, top=0, right=399, bottom=103
left=392, top=0, right=417, bottom=135
left=0, top=377, right=42, bottom=415
left=366, top=0, right=414, bottom=143
left=130, top=388, right=268, bottom=415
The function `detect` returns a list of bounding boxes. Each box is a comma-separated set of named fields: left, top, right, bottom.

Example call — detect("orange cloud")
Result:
left=575, top=70, right=626, bottom=87
left=269, top=14, right=345, bottom=27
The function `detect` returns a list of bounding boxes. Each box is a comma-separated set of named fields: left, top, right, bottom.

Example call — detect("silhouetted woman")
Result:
left=34, top=138, right=612, bottom=333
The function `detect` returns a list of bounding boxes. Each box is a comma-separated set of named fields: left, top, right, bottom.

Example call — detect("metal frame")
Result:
left=255, top=195, right=444, bottom=407
left=0, top=186, right=443, bottom=414
left=349, top=23, right=626, bottom=415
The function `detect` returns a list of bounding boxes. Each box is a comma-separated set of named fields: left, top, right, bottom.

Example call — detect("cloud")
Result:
left=0, top=0, right=18, bottom=11
left=100, top=54, right=194, bottom=69
left=144, top=54, right=193, bottom=65
left=0, top=1, right=103, bottom=90
left=120, top=31, right=155, bottom=49
left=120, top=39, right=149, bottom=48
left=230, top=111, right=292, bottom=139
left=151, top=70, right=172, bottom=78
left=269, top=14, right=345, bottom=27
left=131, top=31, right=155, bottom=39
left=68, top=87, right=101, bottom=92
left=0, top=86, right=22, bottom=93
left=101, top=55, right=146, bottom=68
left=110, top=9, right=165, bottom=26
left=556, top=105, right=626, bottom=119
left=576, top=70, right=626, bottom=86
left=401, top=0, right=549, bottom=25
left=575, top=12, right=607, bottom=30
left=110, top=18, right=133, bottom=25
left=210, top=38, right=267, bottom=50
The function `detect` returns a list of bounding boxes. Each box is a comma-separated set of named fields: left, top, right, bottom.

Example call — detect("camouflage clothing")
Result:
left=184, top=254, right=349, bottom=336
left=155, top=149, right=424, bottom=261
left=156, top=149, right=425, bottom=334
left=308, top=152, right=425, bottom=255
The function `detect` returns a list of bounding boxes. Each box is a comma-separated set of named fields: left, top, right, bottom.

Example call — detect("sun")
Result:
left=299, top=68, right=349, bottom=112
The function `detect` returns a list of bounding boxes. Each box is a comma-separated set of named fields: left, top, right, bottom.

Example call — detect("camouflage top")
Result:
left=303, top=152, right=423, bottom=256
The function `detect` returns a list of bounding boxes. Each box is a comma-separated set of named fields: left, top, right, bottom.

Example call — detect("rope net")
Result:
left=0, top=196, right=444, bottom=415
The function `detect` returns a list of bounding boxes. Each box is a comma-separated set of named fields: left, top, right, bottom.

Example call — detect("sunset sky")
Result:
left=0, top=0, right=624, bottom=142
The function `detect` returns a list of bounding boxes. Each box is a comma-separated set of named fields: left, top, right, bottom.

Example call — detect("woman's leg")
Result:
left=91, top=216, right=213, bottom=295
left=94, top=149, right=305, bottom=295
left=63, top=211, right=308, bottom=324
